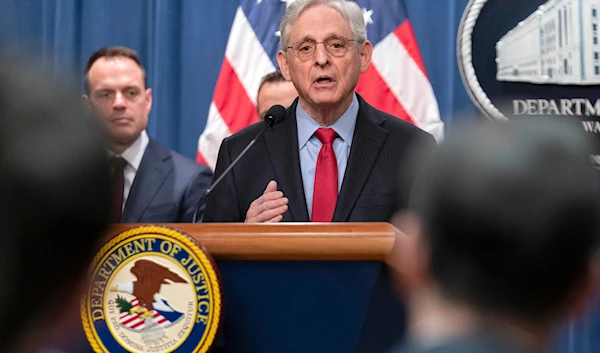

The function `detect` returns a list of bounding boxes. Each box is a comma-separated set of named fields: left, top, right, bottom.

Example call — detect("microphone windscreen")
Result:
left=264, top=105, right=287, bottom=127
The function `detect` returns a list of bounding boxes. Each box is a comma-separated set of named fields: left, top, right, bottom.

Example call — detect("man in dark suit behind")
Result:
left=389, top=121, right=600, bottom=353
left=83, top=46, right=212, bottom=223
left=203, top=0, right=436, bottom=223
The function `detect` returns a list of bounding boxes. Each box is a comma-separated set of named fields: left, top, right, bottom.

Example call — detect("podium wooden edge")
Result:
left=103, top=222, right=404, bottom=266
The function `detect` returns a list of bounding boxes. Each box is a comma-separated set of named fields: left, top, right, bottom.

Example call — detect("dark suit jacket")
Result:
left=121, top=139, right=212, bottom=223
left=203, top=95, right=436, bottom=223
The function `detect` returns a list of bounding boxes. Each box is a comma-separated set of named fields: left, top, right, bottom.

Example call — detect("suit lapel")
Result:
left=264, top=101, right=310, bottom=222
left=333, top=97, right=388, bottom=222
left=122, top=139, right=172, bottom=222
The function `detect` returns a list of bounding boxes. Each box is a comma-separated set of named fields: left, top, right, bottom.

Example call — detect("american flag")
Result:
left=196, top=0, right=443, bottom=169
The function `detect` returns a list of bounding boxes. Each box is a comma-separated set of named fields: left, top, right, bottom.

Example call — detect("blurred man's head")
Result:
left=83, top=46, right=152, bottom=154
left=257, top=71, right=298, bottom=119
left=0, top=59, right=111, bottom=352
left=393, top=120, right=599, bottom=337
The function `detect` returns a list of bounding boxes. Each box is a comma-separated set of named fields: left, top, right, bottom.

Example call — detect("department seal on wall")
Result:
left=458, top=0, right=600, bottom=165
left=81, top=225, right=222, bottom=353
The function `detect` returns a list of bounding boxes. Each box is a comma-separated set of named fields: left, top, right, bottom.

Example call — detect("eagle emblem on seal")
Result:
left=111, top=259, right=188, bottom=340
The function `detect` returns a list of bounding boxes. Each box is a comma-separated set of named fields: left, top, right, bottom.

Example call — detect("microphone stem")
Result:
left=192, top=123, right=270, bottom=223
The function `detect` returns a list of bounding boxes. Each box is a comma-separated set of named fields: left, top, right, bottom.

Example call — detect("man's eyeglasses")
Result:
left=286, top=37, right=357, bottom=61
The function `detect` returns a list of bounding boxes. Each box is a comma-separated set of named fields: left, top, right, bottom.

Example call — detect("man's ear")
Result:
left=388, top=211, right=429, bottom=297
left=277, top=50, right=292, bottom=81
left=81, top=94, right=92, bottom=113
left=145, top=88, right=153, bottom=114
left=359, top=40, right=373, bottom=73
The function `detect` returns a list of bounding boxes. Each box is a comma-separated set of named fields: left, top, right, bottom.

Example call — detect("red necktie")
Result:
left=110, top=157, right=127, bottom=223
left=312, top=128, right=338, bottom=222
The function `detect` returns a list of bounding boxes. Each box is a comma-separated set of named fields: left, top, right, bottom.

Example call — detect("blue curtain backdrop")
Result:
left=1, top=1, right=597, bottom=352
left=0, top=0, right=475, bottom=159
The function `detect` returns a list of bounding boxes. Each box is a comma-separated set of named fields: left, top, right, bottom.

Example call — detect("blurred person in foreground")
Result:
left=389, top=120, right=600, bottom=353
left=256, top=70, right=298, bottom=119
left=204, top=0, right=435, bottom=223
left=82, top=46, right=212, bottom=223
left=0, top=58, right=111, bottom=352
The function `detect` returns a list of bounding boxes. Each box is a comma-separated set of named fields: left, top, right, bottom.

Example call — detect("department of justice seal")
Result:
left=458, top=0, right=600, bottom=166
left=81, top=226, right=222, bottom=353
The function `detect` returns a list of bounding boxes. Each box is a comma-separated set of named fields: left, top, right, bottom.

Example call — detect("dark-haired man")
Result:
left=83, top=46, right=212, bottom=223
left=390, top=121, right=599, bottom=353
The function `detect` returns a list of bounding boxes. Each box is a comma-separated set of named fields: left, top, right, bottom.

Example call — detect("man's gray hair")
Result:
left=279, top=0, right=367, bottom=50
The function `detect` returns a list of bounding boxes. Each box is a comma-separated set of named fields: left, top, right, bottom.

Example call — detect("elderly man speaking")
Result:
left=204, top=0, right=435, bottom=223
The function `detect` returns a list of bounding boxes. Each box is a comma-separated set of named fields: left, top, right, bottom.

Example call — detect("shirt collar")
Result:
left=107, top=130, right=149, bottom=172
left=296, top=93, right=358, bottom=149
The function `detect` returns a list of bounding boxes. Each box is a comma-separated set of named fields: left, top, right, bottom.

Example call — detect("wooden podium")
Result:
left=102, top=223, right=407, bottom=353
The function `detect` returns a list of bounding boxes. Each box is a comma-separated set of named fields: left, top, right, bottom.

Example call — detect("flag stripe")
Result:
left=130, top=320, right=145, bottom=329
left=125, top=318, right=143, bottom=327
left=225, top=7, right=277, bottom=104
left=213, top=58, right=259, bottom=133
left=356, top=65, right=414, bottom=124
left=196, top=150, right=208, bottom=166
left=198, top=103, right=231, bottom=169
left=393, top=21, right=427, bottom=77
left=241, top=2, right=286, bottom=64
left=371, top=26, right=443, bottom=141
left=122, top=314, right=140, bottom=325
left=120, top=312, right=133, bottom=319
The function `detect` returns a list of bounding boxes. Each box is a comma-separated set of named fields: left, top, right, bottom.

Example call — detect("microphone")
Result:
left=192, top=105, right=287, bottom=223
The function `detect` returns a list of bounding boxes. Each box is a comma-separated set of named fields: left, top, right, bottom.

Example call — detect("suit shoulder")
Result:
left=358, top=96, right=435, bottom=142
left=221, top=121, right=266, bottom=149
left=382, top=111, right=431, bottom=137
left=369, top=108, right=435, bottom=145
left=149, top=139, right=211, bottom=175
left=171, top=150, right=205, bottom=169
